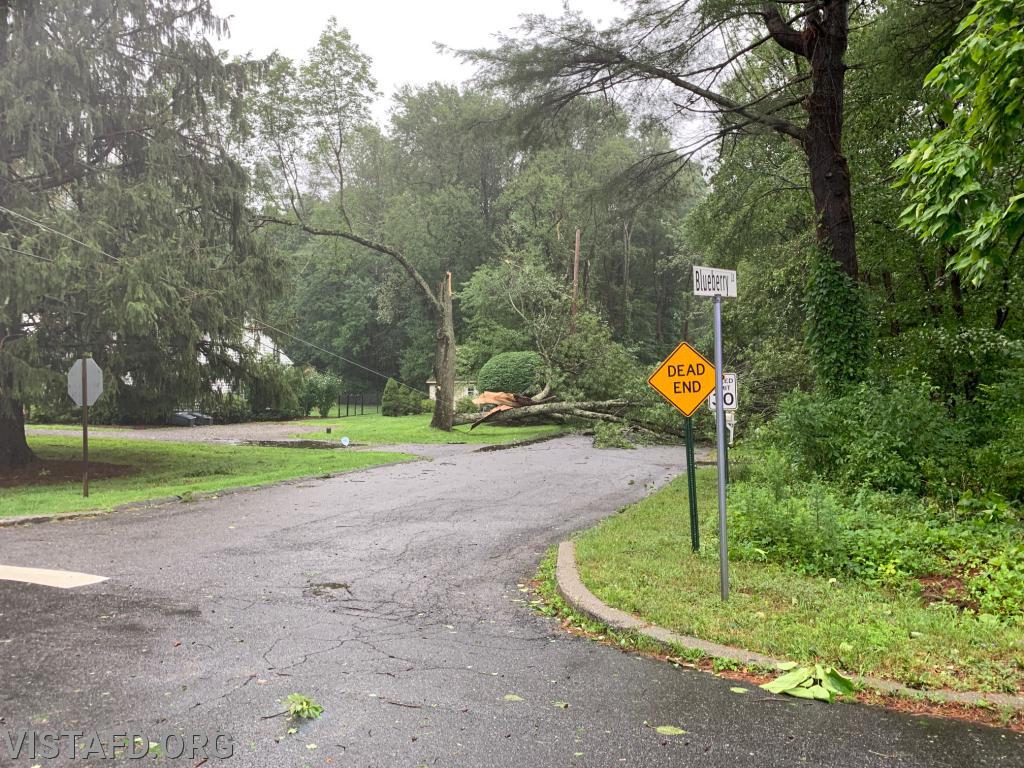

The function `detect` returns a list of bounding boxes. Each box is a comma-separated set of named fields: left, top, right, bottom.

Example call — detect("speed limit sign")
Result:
left=707, top=372, right=737, bottom=411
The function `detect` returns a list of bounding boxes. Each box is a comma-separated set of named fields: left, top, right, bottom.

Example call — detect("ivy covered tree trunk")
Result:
left=430, top=274, right=456, bottom=431
left=765, top=1, right=867, bottom=384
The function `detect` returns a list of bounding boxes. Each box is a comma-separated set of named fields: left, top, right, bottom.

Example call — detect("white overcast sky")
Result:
left=211, top=0, right=626, bottom=123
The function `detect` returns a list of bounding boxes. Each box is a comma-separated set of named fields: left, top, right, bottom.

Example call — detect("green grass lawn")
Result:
left=572, top=468, right=1024, bottom=694
left=0, top=437, right=412, bottom=519
left=295, top=412, right=563, bottom=445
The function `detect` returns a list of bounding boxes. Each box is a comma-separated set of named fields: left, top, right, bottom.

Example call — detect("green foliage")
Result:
left=965, top=544, right=1024, bottom=618
left=553, top=313, right=642, bottom=401
left=201, top=394, right=251, bottom=425
left=893, top=0, right=1024, bottom=284
left=727, top=449, right=1024, bottom=620
left=764, top=379, right=965, bottom=495
left=804, top=253, right=872, bottom=389
left=574, top=467, right=1024, bottom=690
left=761, top=663, right=856, bottom=703
left=455, top=396, right=478, bottom=415
left=303, top=371, right=344, bottom=418
left=0, top=0, right=281, bottom=463
left=247, top=360, right=302, bottom=419
left=592, top=422, right=635, bottom=450
left=285, top=693, right=324, bottom=720
left=381, top=378, right=426, bottom=417
left=477, top=351, right=544, bottom=394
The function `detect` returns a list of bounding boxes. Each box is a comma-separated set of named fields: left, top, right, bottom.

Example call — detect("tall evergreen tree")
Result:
left=0, top=0, right=279, bottom=470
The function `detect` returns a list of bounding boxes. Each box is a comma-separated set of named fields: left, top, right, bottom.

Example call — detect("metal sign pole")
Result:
left=713, top=295, right=728, bottom=600
left=684, top=417, right=699, bottom=552
left=82, top=357, right=90, bottom=498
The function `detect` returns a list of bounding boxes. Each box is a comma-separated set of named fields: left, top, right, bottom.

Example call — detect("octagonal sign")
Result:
left=68, top=358, right=103, bottom=407
left=647, top=341, right=716, bottom=417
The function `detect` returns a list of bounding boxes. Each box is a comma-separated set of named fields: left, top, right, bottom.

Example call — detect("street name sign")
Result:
left=707, top=372, right=737, bottom=411
left=647, top=341, right=716, bottom=417
left=693, top=266, right=737, bottom=298
left=67, top=358, right=103, bottom=407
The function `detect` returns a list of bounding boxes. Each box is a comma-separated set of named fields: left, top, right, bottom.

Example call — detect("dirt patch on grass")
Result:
left=919, top=573, right=979, bottom=613
left=0, top=459, right=138, bottom=488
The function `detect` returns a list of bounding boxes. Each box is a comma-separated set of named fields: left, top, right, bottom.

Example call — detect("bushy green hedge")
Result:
left=247, top=358, right=303, bottom=419
left=300, top=371, right=343, bottom=418
left=477, top=351, right=544, bottom=394
left=382, top=378, right=428, bottom=416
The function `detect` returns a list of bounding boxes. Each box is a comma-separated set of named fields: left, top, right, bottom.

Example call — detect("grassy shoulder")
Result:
left=0, top=437, right=412, bottom=518
left=295, top=412, right=563, bottom=445
left=573, top=468, right=1024, bottom=695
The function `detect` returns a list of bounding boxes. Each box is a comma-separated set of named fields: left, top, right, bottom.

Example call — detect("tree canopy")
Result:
left=0, top=0, right=280, bottom=468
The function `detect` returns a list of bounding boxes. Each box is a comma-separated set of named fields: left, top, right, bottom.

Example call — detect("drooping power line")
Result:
left=0, top=207, right=428, bottom=396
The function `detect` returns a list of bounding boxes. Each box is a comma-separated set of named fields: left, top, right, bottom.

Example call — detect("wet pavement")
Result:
left=1, top=437, right=1021, bottom=766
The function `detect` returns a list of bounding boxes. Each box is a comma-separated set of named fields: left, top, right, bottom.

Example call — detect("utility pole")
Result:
left=570, top=228, right=581, bottom=330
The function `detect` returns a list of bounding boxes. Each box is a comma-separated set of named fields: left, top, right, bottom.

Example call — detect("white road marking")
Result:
left=0, top=565, right=108, bottom=589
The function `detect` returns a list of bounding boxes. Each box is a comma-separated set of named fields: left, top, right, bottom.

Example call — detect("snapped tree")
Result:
left=0, top=0, right=279, bottom=470
left=250, top=20, right=458, bottom=430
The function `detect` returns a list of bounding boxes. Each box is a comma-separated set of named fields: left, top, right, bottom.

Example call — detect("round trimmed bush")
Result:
left=477, top=351, right=544, bottom=395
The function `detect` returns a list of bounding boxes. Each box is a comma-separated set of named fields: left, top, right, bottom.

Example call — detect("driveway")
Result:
left=0, top=437, right=1020, bottom=766
left=26, top=420, right=336, bottom=444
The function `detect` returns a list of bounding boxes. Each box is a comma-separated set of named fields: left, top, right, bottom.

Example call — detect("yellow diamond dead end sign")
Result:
left=647, top=341, right=716, bottom=417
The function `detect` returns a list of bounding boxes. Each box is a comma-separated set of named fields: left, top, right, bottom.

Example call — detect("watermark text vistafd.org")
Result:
left=1, top=729, right=234, bottom=761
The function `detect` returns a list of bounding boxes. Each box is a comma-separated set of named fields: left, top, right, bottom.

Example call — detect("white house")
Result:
left=425, top=377, right=477, bottom=405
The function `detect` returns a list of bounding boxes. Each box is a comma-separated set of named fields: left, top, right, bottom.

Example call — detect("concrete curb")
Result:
left=555, top=540, right=1024, bottom=711
left=0, top=457, right=418, bottom=528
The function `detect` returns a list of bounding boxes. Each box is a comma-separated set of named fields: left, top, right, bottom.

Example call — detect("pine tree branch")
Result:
left=577, top=50, right=809, bottom=143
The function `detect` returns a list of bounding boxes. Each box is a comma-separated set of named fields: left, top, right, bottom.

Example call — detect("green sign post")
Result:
left=684, top=416, right=699, bottom=552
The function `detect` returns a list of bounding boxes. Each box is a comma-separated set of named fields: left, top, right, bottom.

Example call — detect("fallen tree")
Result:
left=456, top=397, right=673, bottom=439
left=454, top=399, right=630, bottom=428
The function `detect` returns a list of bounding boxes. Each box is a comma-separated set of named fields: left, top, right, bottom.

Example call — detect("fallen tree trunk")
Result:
left=569, top=410, right=667, bottom=441
left=453, top=399, right=629, bottom=428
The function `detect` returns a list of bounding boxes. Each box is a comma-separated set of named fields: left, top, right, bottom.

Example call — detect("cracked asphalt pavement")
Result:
left=1, top=436, right=1022, bottom=766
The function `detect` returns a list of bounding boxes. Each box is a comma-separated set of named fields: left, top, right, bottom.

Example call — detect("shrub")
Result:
left=298, top=372, right=318, bottom=417
left=729, top=461, right=1010, bottom=581
left=202, top=393, right=251, bottom=424
left=763, top=378, right=964, bottom=495
left=971, top=418, right=1024, bottom=501
left=965, top=545, right=1024, bottom=619
left=381, top=378, right=425, bottom=416
left=312, top=372, right=344, bottom=418
left=246, top=359, right=302, bottom=419
left=456, top=396, right=478, bottom=415
left=477, top=351, right=544, bottom=394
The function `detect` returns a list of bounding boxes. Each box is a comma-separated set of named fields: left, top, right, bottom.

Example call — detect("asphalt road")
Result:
left=1, top=437, right=1021, bottom=767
